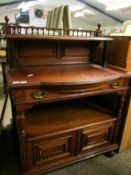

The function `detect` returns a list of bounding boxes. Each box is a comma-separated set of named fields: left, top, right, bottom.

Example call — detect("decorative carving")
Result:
left=95, top=23, right=102, bottom=36
left=4, top=16, right=9, bottom=25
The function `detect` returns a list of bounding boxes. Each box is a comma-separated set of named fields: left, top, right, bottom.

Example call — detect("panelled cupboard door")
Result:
left=78, top=121, right=116, bottom=155
left=21, top=121, right=116, bottom=171
left=24, top=131, right=77, bottom=170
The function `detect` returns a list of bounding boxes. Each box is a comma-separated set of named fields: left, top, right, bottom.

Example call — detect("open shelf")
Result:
left=22, top=100, right=116, bottom=138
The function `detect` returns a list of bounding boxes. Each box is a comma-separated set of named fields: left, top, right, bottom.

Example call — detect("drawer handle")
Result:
left=32, top=91, right=48, bottom=99
left=111, top=82, right=120, bottom=89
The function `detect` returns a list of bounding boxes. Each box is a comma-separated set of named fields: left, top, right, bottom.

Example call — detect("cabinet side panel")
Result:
left=108, top=37, right=130, bottom=69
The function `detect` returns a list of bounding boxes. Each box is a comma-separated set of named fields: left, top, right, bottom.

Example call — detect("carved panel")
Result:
left=16, top=41, right=57, bottom=66
left=81, top=121, right=116, bottom=153
left=32, top=133, right=75, bottom=165
left=61, top=43, right=91, bottom=63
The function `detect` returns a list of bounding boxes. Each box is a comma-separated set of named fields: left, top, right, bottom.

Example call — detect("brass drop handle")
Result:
left=111, top=82, right=120, bottom=89
left=32, top=91, right=48, bottom=99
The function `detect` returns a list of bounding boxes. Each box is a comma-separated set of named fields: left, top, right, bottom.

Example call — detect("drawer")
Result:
left=13, top=78, right=128, bottom=105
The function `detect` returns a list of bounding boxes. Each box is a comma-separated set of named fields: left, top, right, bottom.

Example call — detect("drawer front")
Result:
left=13, top=78, right=128, bottom=106
left=79, top=120, right=116, bottom=154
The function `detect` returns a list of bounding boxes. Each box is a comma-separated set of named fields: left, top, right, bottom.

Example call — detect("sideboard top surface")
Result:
left=7, top=64, right=131, bottom=88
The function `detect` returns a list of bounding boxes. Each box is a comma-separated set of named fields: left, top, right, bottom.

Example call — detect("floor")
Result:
left=0, top=65, right=131, bottom=175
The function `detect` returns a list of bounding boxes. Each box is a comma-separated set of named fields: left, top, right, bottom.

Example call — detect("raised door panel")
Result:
left=33, top=135, right=71, bottom=165
left=25, top=131, right=76, bottom=169
left=79, top=121, right=116, bottom=155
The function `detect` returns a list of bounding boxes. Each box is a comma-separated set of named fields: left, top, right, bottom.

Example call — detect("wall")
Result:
left=29, top=7, right=96, bottom=29
left=0, top=6, right=96, bottom=30
left=127, top=131, right=131, bottom=148
left=101, top=25, right=122, bottom=35
left=29, top=7, right=49, bottom=27
left=72, top=17, right=95, bottom=30
left=0, top=9, right=19, bottom=23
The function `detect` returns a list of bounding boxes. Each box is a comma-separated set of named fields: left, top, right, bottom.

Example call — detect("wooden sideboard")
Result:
left=5, top=24, right=131, bottom=175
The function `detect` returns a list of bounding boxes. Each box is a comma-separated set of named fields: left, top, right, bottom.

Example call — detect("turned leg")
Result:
left=113, top=94, right=126, bottom=143
left=104, top=151, right=115, bottom=158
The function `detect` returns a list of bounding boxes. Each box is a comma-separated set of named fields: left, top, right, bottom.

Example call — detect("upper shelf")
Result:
left=5, top=34, right=113, bottom=41
left=4, top=21, right=112, bottom=41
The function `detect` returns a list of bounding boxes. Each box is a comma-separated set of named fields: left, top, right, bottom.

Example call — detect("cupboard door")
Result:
left=30, top=131, right=76, bottom=167
left=79, top=121, right=116, bottom=154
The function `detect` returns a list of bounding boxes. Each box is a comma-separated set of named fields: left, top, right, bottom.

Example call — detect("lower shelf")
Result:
left=16, top=100, right=117, bottom=175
